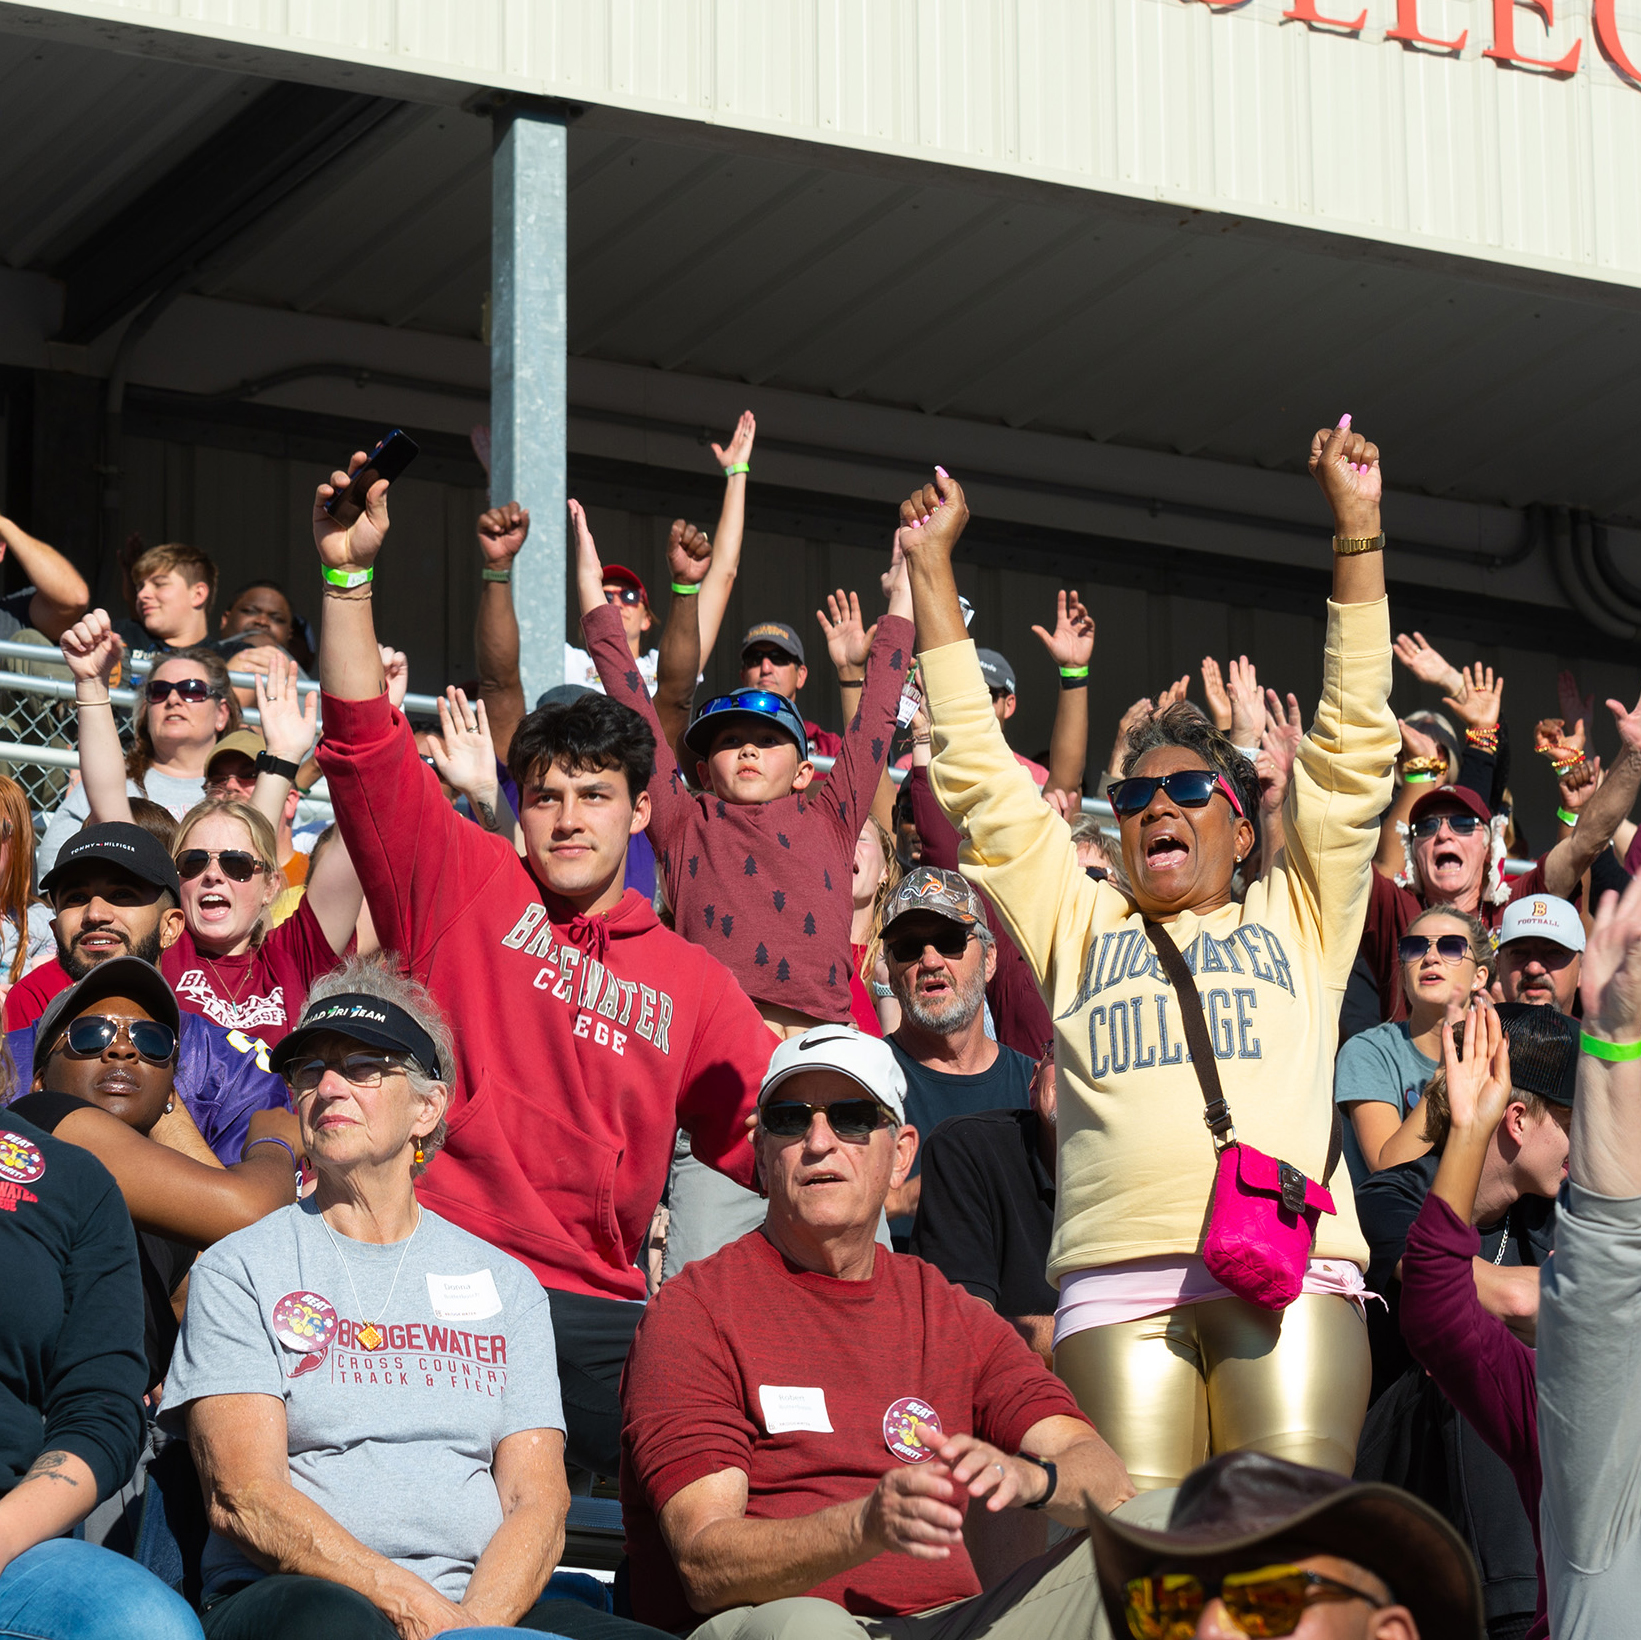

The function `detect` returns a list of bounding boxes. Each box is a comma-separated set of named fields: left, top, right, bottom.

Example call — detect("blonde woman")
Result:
left=851, top=814, right=901, bottom=1035
left=0, top=777, right=53, bottom=1001
left=58, top=610, right=362, bottom=1045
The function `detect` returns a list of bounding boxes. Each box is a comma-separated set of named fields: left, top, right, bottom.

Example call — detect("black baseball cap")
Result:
left=269, top=992, right=443, bottom=1081
left=40, top=822, right=182, bottom=900
left=35, top=957, right=181, bottom=1059
left=1497, top=1001, right=1579, bottom=1107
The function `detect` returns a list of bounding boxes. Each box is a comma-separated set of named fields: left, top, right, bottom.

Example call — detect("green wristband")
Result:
left=1557, top=806, right=1578, bottom=827
left=1059, top=665, right=1090, bottom=679
left=481, top=566, right=512, bottom=584
left=724, top=462, right=750, bottom=477
left=670, top=582, right=701, bottom=596
left=322, top=564, right=374, bottom=589
left=1581, top=1032, right=1641, bottom=1062
left=1402, top=771, right=1437, bottom=785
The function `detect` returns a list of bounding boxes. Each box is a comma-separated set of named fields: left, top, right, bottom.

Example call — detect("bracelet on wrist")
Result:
left=256, top=751, right=301, bottom=782
left=1059, top=674, right=1087, bottom=691
left=322, top=564, right=374, bottom=589
left=1332, top=532, right=1385, bottom=557
left=724, top=462, right=750, bottom=477
left=74, top=692, right=111, bottom=707
left=1465, top=726, right=1499, bottom=748
left=1058, top=665, right=1089, bottom=679
left=670, top=581, right=701, bottom=596
left=1581, top=1032, right=1641, bottom=1062
left=481, top=566, right=512, bottom=584
left=870, top=981, right=894, bottom=1000
left=1557, top=806, right=1579, bottom=827
left=1018, top=1451, right=1058, bottom=1510
left=240, top=1135, right=299, bottom=1171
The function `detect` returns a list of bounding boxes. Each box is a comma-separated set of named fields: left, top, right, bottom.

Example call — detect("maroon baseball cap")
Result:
left=1408, top=784, right=1492, bottom=828
left=602, top=564, right=649, bottom=607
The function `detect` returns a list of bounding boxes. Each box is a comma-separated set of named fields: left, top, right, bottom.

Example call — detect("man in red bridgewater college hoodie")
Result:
left=309, top=451, right=776, bottom=1479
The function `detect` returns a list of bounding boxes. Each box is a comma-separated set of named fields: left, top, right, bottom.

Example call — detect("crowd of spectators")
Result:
left=0, top=408, right=1637, bottom=1640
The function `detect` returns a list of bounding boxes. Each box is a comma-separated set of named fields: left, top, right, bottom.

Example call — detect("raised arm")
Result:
left=58, top=610, right=134, bottom=825
left=425, top=688, right=519, bottom=843
left=249, top=651, right=318, bottom=832
left=1540, top=692, right=1641, bottom=900
left=1569, top=868, right=1641, bottom=1198
left=314, top=455, right=390, bottom=703
left=1031, top=590, right=1094, bottom=800
left=696, top=411, right=756, bottom=665
left=0, top=515, right=90, bottom=642
left=654, top=520, right=712, bottom=761
left=474, top=503, right=530, bottom=760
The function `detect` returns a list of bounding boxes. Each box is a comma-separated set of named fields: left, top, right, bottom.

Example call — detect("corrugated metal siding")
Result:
left=19, top=0, right=1641, bottom=286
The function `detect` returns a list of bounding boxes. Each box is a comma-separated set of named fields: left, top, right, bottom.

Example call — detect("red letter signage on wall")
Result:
left=1385, top=0, right=1468, bottom=50
left=1283, top=0, right=1368, bottom=29
left=1484, top=0, right=1582, bottom=72
left=1594, top=0, right=1641, bottom=83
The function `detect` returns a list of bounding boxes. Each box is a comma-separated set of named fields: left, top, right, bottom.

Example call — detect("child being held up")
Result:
left=571, top=497, right=914, bottom=1039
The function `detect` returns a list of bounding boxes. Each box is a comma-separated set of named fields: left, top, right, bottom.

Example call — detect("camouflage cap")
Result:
left=879, top=866, right=992, bottom=941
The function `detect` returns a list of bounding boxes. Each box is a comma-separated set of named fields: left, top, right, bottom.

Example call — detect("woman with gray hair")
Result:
left=159, top=958, right=662, bottom=1640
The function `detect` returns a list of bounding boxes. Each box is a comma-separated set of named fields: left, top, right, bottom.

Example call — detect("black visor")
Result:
left=269, top=993, right=442, bottom=1080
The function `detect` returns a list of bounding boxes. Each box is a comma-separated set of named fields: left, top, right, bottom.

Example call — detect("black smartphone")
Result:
left=324, top=430, right=420, bottom=525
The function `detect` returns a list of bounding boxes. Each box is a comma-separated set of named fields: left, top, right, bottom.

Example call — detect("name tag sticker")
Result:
left=425, top=1270, right=503, bottom=1321
left=759, top=1384, right=834, bottom=1434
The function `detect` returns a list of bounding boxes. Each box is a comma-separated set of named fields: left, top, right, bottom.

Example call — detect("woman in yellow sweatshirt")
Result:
left=899, top=421, right=1396, bottom=1490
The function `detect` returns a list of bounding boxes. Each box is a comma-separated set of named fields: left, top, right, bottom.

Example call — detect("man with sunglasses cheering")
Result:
left=621, top=1021, right=1136, bottom=1638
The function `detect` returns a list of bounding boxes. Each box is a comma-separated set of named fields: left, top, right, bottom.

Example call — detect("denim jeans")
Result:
left=0, top=1537, right=203, bottom=1639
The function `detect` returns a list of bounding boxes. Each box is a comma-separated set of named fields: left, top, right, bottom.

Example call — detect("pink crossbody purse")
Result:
left=1144, top=918, right=1342, bottom=1311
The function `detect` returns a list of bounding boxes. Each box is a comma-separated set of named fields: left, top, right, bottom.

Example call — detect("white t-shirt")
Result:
left=563, top=641, right=658, bottom=697
left=161, top=1200, right=564, bottom=1601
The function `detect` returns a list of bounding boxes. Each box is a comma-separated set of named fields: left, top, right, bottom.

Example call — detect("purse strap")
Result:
left=1142, top=916, right=1344, bottom=1184
left=1143, top=917, right=1237, bottom=1152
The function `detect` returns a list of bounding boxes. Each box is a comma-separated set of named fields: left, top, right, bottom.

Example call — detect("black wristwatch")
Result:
left=1018, top=1451, right=1057, bottom=1510
left=255, top=751, right=301, bottom=781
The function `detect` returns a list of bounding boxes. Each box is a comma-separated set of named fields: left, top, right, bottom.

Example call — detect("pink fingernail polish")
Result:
left=920, top=514, right=931, bottom=525
left=935, top=465, right=950, bottom=478
left=1339, top=412, right=1352, bottom=428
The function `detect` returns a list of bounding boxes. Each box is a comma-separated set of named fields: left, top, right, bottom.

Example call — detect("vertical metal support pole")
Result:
left=491, top=107, right=567, bottom=704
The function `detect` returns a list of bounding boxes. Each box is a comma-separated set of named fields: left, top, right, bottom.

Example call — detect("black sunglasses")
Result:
left=146, top=678, right=219, bottom=705
left=760, top=1098, right=895, bottom=1139
left=176, top=848, right=269, bottom=883
left=55, top=1014, right=176, bottom=1064
left=1107, top=769, right=1245, bottom=818
left=1399, top=933, right=1474, bottom=965
left=1410, top=812, right=1484, bottom=838
left=602, top=586, right=643, bottom=607
left=886, top=926, right=971, bottom=964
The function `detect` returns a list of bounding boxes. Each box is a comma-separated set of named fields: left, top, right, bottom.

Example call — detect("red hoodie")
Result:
left=317, top=691, right=772, bottom=1302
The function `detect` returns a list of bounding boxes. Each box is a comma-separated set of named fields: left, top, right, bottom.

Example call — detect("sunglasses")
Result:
left=1399, top=933, right=1474, bottom=965
left=1124, top=1564, right=1385, bottom=1638
left=286, top=1052, right=411, bottom=1095
left=55, top=1014, right=176, bottom=1064
left=602, top=586, right=643, bottom=607
left=176, top=849, right=270, bottom=883
left=886, top=926, right=971, bottom=964
left=146, top=678, right=219, bottom=706
left=1410, top=812, right=1484, bottom=839
left=744, top=646, right=799, bottom=668
left=1106, top=769, right=1246, bottom=819
left=760, top=1098, right=895, bottom=1140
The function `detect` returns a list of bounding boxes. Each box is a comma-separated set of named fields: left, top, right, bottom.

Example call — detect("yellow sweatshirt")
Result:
left=921, top=598, right=1396, bottom=1284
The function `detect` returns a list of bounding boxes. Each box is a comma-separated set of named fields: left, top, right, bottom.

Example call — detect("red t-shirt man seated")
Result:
left=620, top=1023, right=1135, bottom=1639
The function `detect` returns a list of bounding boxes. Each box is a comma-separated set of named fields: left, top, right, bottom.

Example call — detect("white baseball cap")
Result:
left=1497, top=894, right=1585, bottom=954
left=759, top=1023, right=908, bottom=1124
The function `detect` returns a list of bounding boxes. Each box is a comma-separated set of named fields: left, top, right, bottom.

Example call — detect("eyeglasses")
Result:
left=760, top=1098, right=895, bottom=1140
left=1123, top=1563, right=1386, bottom=1638
left=176, top=849, right=270, bottom=882
left=886, top=926, right=972, bottom=964
left=602, top=586, right=643, bottom=607
left=1107, top=769, right=1246, bottom=819
left=54, top=1015, right=176, bottom=1064
left=145, top=678, right=219, bottom=706
left=286, top=1052, right=410, bottom=1095
left=743, top=646, right=798, bottom=668
left=1399, top=933, right=1475, bottom=965
left=1410, top=812, right=1485, bottom=839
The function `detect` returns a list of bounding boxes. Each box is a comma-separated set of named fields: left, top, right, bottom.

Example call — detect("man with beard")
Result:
left=881, top=868, right=1033, bottom=1244
left=3, top=824, right=289, bottom=1162
left=1493, top=894, right=1583, bottom=1015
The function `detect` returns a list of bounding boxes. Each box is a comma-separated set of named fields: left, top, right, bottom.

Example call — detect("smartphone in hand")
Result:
left=325, top=430, right=420, bottom=525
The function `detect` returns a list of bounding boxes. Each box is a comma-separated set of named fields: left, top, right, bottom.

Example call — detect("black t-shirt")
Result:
left=1357, top=1150, right=1555, bottom=1400
left=886, top=1037, right=1033, bottom=1240
left=10, top=1091, right=193, bottom=1392
left=910, top=1107, right=1057, bottom=1318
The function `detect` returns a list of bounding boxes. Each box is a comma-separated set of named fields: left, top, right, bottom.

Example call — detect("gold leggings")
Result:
left=1053, top=1294, right=1370, bottom=1492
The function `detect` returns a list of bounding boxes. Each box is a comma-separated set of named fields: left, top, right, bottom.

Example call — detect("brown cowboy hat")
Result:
left=1088, top=1452, right=1483, bottom=1638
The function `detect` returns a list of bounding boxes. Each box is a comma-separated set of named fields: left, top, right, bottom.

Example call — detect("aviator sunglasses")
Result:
left=176, top=848, right=270, bottom=883
left=1123, top=1563, right=1387, bottom=1639
left=1398, top=933, right=1474, bottom=965
left=602, top=586, right=644, bottom=607
left=1409, top=812, right=1485, bottom=839
left=55, top=1015, right=177, bottom=1064
left=1106, top=769, right=1246, bottom=819
left=145, top=677, right=220, bottom=706
left=760, top=1098, right=895, bottom=1140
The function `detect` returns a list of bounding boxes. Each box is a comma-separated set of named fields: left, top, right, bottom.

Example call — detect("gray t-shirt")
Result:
left=1333, top=1020, right=1436, bottom=1187
left=36, top=770, right=206, bottom=877
left=161, top=1199, right=563, bottom=1601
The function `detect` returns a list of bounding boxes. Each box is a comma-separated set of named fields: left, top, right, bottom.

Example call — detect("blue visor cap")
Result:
left=684, top=690, right=810, bottom=763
